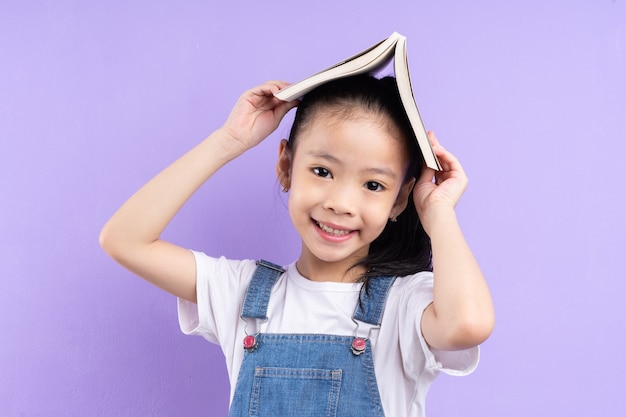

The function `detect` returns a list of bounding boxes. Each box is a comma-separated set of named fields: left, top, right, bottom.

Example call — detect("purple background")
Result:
left=1, top=1, right=625, bottom=416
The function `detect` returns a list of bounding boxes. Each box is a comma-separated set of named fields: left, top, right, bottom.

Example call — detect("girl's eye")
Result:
left=366, top=181, right=384, bottom=192
left=312, top=167, right=332, bottom=178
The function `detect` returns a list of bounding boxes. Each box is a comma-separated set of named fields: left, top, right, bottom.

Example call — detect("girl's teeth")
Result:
left=317, top=222, right=350, bottom=236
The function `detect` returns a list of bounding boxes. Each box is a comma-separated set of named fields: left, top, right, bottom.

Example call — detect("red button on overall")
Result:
left=243, top=335, right=258, bottom=352
left=351, top=337, right=367, bottom=355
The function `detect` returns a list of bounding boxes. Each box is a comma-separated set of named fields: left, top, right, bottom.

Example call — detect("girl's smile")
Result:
left=313, top=219, right=356, bottom=241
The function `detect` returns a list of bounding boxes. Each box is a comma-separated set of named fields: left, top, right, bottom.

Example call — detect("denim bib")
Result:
left=229, top=260, right=396, bottom=417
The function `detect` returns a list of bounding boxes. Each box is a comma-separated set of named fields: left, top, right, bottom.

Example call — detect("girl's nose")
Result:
left=322, top=184, right=356, bottom=216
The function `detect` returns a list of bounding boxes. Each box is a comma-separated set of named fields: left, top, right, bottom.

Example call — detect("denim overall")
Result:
left=229, top=260, right=396, bottom=417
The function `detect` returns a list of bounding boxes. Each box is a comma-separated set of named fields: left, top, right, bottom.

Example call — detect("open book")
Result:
left=275, top=32, right=441, bottom=171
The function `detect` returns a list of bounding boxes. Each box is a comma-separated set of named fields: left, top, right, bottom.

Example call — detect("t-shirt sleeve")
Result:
left=400, top=272, right=480, bottom=376
left=177, top=252, right=257, bottom=345
left=429, top=346, right=479, bottom=376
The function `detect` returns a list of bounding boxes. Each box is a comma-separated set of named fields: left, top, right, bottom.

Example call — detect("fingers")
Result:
left=225, top=81, right=300, bottom=148
left=271, top=81, right=300, bottom=114
left=250, top=80, right=291, bottom=97
left=417, top=159, right=436, bottom=185
left=262, top=81, right=299, bottom=120
left=427, top=131, right=466, bottom=177
left=249, top=80, right=298, bottom=101
left=438, top=146, right=465, bottom=180
left=244, top=81, right=299, bottom=115
left=428, top=130, right=441, bottom=148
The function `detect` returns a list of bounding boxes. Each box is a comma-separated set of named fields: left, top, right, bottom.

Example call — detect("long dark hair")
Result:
left=286, top=74, right=432, bottom=283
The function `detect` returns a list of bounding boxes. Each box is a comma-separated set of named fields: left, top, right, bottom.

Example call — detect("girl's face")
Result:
left=277, top=108, right=414, bottom=281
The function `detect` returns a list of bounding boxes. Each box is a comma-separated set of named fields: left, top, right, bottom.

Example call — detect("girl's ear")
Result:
left=390, top=177, right=416, bottom=220
left=276, top=139, right=292, bottom=191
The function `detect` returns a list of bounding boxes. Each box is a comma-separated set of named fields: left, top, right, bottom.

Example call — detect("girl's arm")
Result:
left=414, top=132, right=495, bottom=351
left=99, top=81, right=298, bottom=303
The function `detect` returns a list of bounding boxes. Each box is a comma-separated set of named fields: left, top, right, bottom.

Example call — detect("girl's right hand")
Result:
left=221, top=81, right=299, bottom=152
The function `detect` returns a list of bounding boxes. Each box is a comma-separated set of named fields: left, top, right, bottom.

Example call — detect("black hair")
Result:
left=285, top=74, right=432, bottom=283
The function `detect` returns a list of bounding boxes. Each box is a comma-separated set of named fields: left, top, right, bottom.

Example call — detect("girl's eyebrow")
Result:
left=306, top=150, right=340, bottom=164
left=306, top=150, right=398, bottom=180
left=364, top=166, right=398, bottom=180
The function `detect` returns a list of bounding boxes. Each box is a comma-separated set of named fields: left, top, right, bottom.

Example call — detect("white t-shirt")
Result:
left=178, top=252, right=479, bottom=417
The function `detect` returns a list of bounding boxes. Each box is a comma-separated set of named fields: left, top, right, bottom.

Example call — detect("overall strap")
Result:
left=353, top=276, right=397, bottom=325
left=240, top=260, right=285, bottom=320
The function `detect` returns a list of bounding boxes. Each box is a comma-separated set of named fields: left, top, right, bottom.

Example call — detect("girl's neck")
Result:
left=295, top=255, right=365, bottom=283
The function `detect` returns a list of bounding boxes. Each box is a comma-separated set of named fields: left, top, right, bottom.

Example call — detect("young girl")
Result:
left=100, top=74, right=494, bottom=417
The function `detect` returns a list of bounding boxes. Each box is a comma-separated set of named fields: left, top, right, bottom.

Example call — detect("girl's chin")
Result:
left=300, top=245, right=369, bottom=268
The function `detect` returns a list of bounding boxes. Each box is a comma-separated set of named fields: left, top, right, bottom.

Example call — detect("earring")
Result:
left=282, top=186, right=289, bottom=193
left=390, top=216, right=398, bottom=223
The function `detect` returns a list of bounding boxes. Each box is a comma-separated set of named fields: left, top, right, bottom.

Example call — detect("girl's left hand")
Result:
left=412, top=132, right=468, bottom=229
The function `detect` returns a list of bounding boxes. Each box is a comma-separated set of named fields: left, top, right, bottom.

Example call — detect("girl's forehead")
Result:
left=298, top=107, right=402, bottom=146
left=294, top=111, right=409, bottom=167
left=309, top=104, right=391, bottom=128
left=298, top=107, right=404, bottom=145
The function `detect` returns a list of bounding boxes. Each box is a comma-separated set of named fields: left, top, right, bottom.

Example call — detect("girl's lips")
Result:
left=313, top=219, right=356, bottom=241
